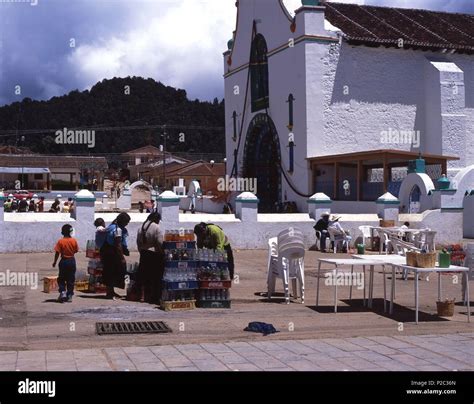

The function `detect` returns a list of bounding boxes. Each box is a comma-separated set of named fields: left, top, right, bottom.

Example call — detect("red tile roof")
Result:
left=325, top=3, right=474, bottom=54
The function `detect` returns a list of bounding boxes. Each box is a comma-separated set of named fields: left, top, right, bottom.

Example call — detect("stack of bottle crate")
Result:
left=161, top=230, right=199, bottom=311
left=86, top=240, right=107, bottom=294
left=197, top=249, right=232, bottom=309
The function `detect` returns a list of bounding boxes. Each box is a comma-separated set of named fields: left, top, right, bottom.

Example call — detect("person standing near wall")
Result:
left=49, top=198, right=60, bottom=213
left=28, top=199, right=36, bottom=212
left=4, top=199, right=12, bottom=212
left=136, top=212, right=165, bottom=303
left=18, top=198, right=28, bottom=213
left=187, top=179, right=201, bottom=214
left=100, top=212, right=131, bottom=300
left=37, top=197, right=45, bottom=212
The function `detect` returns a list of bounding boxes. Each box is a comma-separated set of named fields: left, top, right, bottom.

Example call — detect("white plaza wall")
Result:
left=0, top=202, right=470, bottom=253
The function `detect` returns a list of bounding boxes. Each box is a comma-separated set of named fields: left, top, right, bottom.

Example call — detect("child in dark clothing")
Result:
left=52, top=224, right=79, bottom=303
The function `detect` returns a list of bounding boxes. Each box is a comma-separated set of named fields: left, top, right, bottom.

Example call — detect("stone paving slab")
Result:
left=2, top=333, right=472, bottom=372
left=3, top=251, right=473, bottom=353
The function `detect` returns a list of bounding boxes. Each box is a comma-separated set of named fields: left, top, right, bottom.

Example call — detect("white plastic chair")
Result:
left=328, top=227, right=349, bottom=254
left=267, top=228, right=305, bottom=304
left=358, top=226, right=372, bottom=246
left=419, top=231, right=436, bottom=252
left=375, top=229, right=392, bottom=254
left=315, top=230, right=322, bottom=251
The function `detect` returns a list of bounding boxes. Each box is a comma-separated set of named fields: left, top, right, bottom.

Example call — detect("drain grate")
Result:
left=96, top=321, right=172, bottom=335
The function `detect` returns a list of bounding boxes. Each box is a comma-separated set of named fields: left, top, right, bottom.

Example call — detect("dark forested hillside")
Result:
left=0, top=77, right=225, bottom=156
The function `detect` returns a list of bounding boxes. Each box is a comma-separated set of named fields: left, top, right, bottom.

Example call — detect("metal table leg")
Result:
left=383, top=264, right=387, bottom=313
left=390, top=265, right=395, bottom=315
left=438, top=272, right=442, bottom=302
left=363, top=266, right=366, bottom=306
left=334, top=266, right=338, bottom=313
left=349, top=265, right=354, bottom=301
left=368, top=265, right=374, bottom=309
left=316, top=260, right=321, bottom=308
left=415, top=269, right=419, bottom=324
left=466, top=273, right=470, bottom=323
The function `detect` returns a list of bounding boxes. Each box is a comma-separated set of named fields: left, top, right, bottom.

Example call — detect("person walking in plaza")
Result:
left=100, top=212, right=131, bottom=300
left=194, top=222, right=234, bottom=279
left=136, top=212, right=165, bottom=303
left=52, top=224, right=79, bottom=303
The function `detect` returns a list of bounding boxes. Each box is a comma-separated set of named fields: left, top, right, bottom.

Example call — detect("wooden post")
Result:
left=357, top=160, right=363, bottom=201
left=441, top=160, right=447, bottom=176
left=334, top=162, right=339, bottom=200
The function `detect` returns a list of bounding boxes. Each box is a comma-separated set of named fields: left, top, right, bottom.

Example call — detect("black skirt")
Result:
left=137, top=250, right=165, bottom=303
left=100, top=243, right=126, bottom=289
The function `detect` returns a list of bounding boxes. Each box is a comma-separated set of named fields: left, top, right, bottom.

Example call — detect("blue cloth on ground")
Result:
left=244, top=322, right=278, bottom=336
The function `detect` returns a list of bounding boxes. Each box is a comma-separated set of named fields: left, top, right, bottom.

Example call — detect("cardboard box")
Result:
left=43, top=276, right=58, bottom=293
left=75, top=281, right=89, bottom=292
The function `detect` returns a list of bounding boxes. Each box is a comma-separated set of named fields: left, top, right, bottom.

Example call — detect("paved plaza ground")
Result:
left=0, top=250, right=472, bottom=371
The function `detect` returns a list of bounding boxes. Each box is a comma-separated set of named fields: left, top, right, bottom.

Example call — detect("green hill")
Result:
left=0, top=77, right=225, bottom=156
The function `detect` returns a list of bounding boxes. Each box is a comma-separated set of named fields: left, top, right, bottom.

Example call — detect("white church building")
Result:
left=223, top=0, right=474, bottom=213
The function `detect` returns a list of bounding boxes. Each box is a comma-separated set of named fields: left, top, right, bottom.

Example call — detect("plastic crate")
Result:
left=88, top=267, right=103, bottom=276
left=199, top=280, right=232, bottom=289
left=197, top=300, right=231, bottom=309
left=163, top=241, right=196, bottom=250
left=164, top=281, right=199, bottom=291
left=161, top=300, right=196, bottom=311
left=202, top=262, right=229, bottom=269
left=88, top=284, right=107, bottom=294
left=165, top=260, right=198, bottom=269
left=75, top=281, right=89, bottom=292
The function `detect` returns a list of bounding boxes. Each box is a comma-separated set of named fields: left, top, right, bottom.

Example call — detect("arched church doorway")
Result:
left=243, top=113, right=281, bottom=213
left=409, top=185, right=421, bottom=213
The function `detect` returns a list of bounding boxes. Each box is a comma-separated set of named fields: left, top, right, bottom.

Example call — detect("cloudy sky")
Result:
left=0, top=0, right=473, bottom=106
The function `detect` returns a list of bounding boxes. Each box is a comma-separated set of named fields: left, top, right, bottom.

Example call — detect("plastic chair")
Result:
left=375, top=229, right=392, bottom=255
left=328, top=227, right=349, bottom=254
left=267, top=228, right=305, bottom=304
left=358, top=226, right=372, bottom=246
left=419, top=231, right=437, bottom=252
left=315, top=230, right=322, bottom=251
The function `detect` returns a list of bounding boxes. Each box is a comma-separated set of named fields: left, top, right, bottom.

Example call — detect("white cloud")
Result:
left=4, top=0, right=470, bottom=105
left=68, top=0, right=236, bottom=100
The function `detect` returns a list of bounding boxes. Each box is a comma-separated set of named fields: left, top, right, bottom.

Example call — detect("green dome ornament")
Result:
left=437, top=174, right=451, bottom=190
left=227, top=38, right=234, bottom=51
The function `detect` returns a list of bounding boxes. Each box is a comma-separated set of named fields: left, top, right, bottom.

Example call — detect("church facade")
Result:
left=223, top=0, right=474, bottom=212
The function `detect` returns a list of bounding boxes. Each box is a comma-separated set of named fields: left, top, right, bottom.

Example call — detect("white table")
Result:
left=392, top=264, right=470, bottom=324
left=352, top=254, right=407, bottom=312
left=316, top=259, right=386, bottom=313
